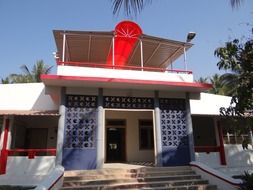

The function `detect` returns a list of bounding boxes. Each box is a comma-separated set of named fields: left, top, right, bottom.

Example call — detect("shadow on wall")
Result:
left=32, top=87, right=58, bottom=111
left=62, top=148, right=97, bottom=170
left=159, top=136, right=191, bottom=166
left=225, top=145, right=253, bottom=167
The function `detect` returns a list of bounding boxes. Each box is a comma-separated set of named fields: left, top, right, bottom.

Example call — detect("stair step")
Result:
left=62, top=179, right=210, bottom=189
left=64, top=168, right=134, bottom=177
left=63, top=174, right=202, bottom=185
left=61, top=166, right=217, bottom=190
left=63, top=171, right=198, bottom=181
left=121, top=184, right=217, bottom=190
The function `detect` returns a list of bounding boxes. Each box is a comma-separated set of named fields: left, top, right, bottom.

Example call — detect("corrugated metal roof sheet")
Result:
left=53, top=30, right=192, bottom=68
left=0, top=110, right=59, bottom=116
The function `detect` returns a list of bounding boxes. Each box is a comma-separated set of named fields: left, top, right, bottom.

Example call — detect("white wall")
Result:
left=0, top=83, right=58, bottom=111
left=190, top=93, right=231, bottom=115
left=0, top=156, right=56, bottom=186
left=195, top=144, right=253, bottom=176
left=6, top=156, right=55, bottom=175
left=195, top=152, right=221, bottom=168
left=57, top=65, right=194, bottom=83
left=105, top=110, right=154, bottom=162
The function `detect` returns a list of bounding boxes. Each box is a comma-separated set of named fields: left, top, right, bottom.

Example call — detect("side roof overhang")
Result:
left=53, top=30, right=192, bottom=68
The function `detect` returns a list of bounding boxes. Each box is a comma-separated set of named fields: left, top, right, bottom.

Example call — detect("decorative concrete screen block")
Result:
left=63, top=95, right=98, bottom=170
left=104, top=96, right=154, bottom=109
left=159, top=98, right=190, bottom=166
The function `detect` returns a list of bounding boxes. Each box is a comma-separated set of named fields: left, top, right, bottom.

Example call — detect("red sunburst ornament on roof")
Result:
left=107, top=21, right=143, bottom=66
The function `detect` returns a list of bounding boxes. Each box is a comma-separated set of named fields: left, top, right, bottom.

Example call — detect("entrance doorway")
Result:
left=105, top=110, right=155, bottom=164
left=106, top=127, right=126, bottom=162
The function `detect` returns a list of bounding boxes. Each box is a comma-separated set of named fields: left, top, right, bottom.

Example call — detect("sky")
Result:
left=0, top=0, right=252, bottom=80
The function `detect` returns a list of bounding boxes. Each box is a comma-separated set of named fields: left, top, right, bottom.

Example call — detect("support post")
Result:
left=154, top=91, right=163, bottom=166
left=185, top=92, right=195, bottom=161
left=96, top=88, right=104, bottom=169
left=56, top=87, right=66, bottom=165
left=112, top=36, right=115, bottom=68
left=248, top=129, right=253, bottom=147
left=140, top=39, right=144, bottom=71
left=0, top=117, right=10, bottom=174
left=217, top=120, right=226, bottom=165
left=183, top=46, right=187, bottom=71
left=62, top=33, right=66, bottom=62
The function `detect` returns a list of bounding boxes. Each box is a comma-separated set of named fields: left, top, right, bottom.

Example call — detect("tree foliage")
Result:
left=111, top=0, right=243, bottom=17
left=111, top=0, right=150, bottom=17
left=215, top=38, right=253, bottom=116
left=1, top=60, right=53, bottom=84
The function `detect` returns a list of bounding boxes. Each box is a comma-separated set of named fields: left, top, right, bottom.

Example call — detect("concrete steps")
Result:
left=61, top=166, right=217, bottom=190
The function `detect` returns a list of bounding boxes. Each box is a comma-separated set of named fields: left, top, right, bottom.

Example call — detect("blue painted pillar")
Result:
left=96, top=88, right=104, bottom=169
left=56, top=87, right=66, bottom=165
left=185, top=92, right=195, bottom=161
left=154, top=91, right=163, bottom=166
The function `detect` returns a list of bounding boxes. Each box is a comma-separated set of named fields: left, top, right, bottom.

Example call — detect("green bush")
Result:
left=240, top=172, right=253, bottom=190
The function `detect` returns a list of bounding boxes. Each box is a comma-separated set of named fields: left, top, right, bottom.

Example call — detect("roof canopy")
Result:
left=53, top=30, right=192, bottom=68
left=0, top=110, right=59, bottom=116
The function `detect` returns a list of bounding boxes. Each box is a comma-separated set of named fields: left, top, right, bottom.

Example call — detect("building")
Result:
left=0, top=21, right=252, bottom=186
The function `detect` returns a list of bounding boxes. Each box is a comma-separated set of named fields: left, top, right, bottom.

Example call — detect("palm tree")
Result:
left=1, top=77, right=10, bottom=84
left=112, top=0, right=243, bottom=17
left=220, top=73, right=239, bottom=96
left=20, top=60, right=53, bottom=82
left=195, top=77, right=209, bottom=83
left=208, top=74, right=226, bottom=95
left=112, top=0, right=151, bottom=16
left=8, top=60, right=53, bottom=83
left=230, top=0, right=244, bottom=8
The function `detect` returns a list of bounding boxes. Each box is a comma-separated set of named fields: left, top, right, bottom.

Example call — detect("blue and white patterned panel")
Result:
left=62, top=95, right=98, bottom=170
left=64, top=107, right=96, bottom=149
left=159, top=98, right=190, bottom=166
left=104, top=96, right=154, bottom=109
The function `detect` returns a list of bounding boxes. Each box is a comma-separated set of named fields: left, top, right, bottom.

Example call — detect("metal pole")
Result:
left=62, top=33, right=66, bottom=62
left=183, top=46, right=187, bottom=71
left=112, top=36, right=115, bottom=69
left=140, top=39, right=144, bottom=71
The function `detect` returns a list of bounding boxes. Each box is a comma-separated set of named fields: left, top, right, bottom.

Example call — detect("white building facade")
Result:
left=0, top=21, right=252, bottom=186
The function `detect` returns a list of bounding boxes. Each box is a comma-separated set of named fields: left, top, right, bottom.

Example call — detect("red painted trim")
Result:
left=41, top=74, right=212, bottom=90
left=48, top=173, right=64, bottom=190
left=8, top=149, right=56, bottom=159
left=217, top=121, right=226, bottom=165
left=190, top=163, right=241, bottom=188
left=194, top=146, right=220, bottom=153
left=56, top=61, right=193, bottom=74
left=0, top=118, right=10, bottom=174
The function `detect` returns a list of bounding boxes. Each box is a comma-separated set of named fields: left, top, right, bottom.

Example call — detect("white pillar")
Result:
left=248, top=130, right=253, bottom=147
left=96, top=88, right=104, bottom=169
left=185, top=92, right=195, bottom=161
left=154, top=91, right=163, bottom=166
left=56, top=87, right=66, bottom=165
left=7, top=116, right=13, bottom=149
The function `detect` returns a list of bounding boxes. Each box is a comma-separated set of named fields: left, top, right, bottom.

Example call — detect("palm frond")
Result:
left=112, top=0, right=151, bottom=17
left=20, top=65, right=31, bottom=76
left=230, top=0, right=244, bottom=9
